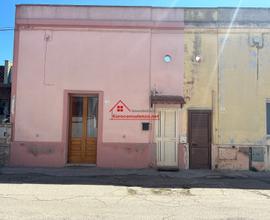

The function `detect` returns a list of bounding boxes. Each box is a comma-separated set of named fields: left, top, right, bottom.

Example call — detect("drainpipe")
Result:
left=249, top=34, right=264, bottom=80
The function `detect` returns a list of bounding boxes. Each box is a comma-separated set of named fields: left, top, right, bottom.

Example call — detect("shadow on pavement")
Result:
left=0, top=167, right=270, bottom=190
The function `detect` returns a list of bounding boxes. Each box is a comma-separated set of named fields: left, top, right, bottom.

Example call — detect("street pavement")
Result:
left=0, top=167, right=270, bottom=219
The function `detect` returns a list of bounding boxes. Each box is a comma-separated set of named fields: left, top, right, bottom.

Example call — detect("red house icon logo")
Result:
left=109, top=100, right=131, bottom=113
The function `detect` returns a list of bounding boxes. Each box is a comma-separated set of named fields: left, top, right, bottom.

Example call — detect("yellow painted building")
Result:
left=183, top=8, right=270, bottom=170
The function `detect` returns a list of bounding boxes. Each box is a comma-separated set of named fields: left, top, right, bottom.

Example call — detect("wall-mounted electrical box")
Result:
left=251, top=147, right=265, bottom=162
left=249, top=34, right=264, bottom=48
left=180, top=136, right=187, bottom=143
left=142, top=122, right=150, bottom=131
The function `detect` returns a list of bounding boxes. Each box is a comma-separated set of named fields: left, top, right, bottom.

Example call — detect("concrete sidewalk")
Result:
left=1, top=166, right=270, bottom=178
left=0, top=166, right=270, bottom=189
left=0, top=167, right=270, bottom=219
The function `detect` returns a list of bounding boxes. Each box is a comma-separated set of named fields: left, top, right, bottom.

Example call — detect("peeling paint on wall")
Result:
left=28, top=146, right=54, bottom=156
left=184, top=27, right=270, bottom=170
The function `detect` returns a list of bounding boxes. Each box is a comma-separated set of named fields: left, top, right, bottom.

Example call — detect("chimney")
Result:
left=4, top=60, right=12, bottom=84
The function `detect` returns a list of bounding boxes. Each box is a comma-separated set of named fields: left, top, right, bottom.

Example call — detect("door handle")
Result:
left=191, top=143, right=197, bottom=146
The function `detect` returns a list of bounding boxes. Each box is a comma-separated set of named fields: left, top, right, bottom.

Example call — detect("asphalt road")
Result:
left=0, top=169, right=270, bottom=219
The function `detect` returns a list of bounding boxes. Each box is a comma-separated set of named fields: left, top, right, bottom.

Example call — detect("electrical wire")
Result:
left=0, top=27, right=15, bottom=31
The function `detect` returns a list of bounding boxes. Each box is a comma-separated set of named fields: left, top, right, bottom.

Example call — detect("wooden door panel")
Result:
left=85, top=146, right=97, bottom=151
left=86, top=139, right=96, bottom=145
left=188, top=111, right=211, bottom=169
left=85, top=150, right=97, bottom=156
left=69, top=140, right=83, bottom=159
left=70, top=140, right=82, bottom=145
left=190, top=148, right=209, bottom=168
left=69, top=145, right=82, bottom=151
left=85, top=150, right=97, bottom=155
left=68, top=151, right=82, bottom=157
left=68, top=96, right=98, bottom=164
left=86, top=139, right=97, bottom=150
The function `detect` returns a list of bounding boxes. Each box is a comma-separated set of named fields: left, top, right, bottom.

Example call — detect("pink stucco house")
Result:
left=9, top=5, right=270, bottom=171
left=10, top=5, right=187, bottom=169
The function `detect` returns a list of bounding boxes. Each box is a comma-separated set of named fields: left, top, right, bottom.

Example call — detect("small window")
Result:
left=267, top=102, right=270, bottom=135
left=163, top=55, right=172, bottom=63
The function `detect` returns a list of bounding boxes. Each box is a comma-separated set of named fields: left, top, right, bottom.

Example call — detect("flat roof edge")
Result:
left=15, top=4, right=270, bottom=9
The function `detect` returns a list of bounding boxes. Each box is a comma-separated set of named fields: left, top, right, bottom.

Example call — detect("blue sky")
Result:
left=1, top=0, right=270, bottom=64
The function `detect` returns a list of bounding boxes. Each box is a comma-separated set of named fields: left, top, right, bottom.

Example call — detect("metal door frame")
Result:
left=188, top=109, right=212, bottom=169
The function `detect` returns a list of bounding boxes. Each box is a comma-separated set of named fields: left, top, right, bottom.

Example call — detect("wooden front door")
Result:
left=155, top=108, right=179, bottom=168
left=188, top=110, right=211, bottom=169
left=68, top=95, right=98, bottom=164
